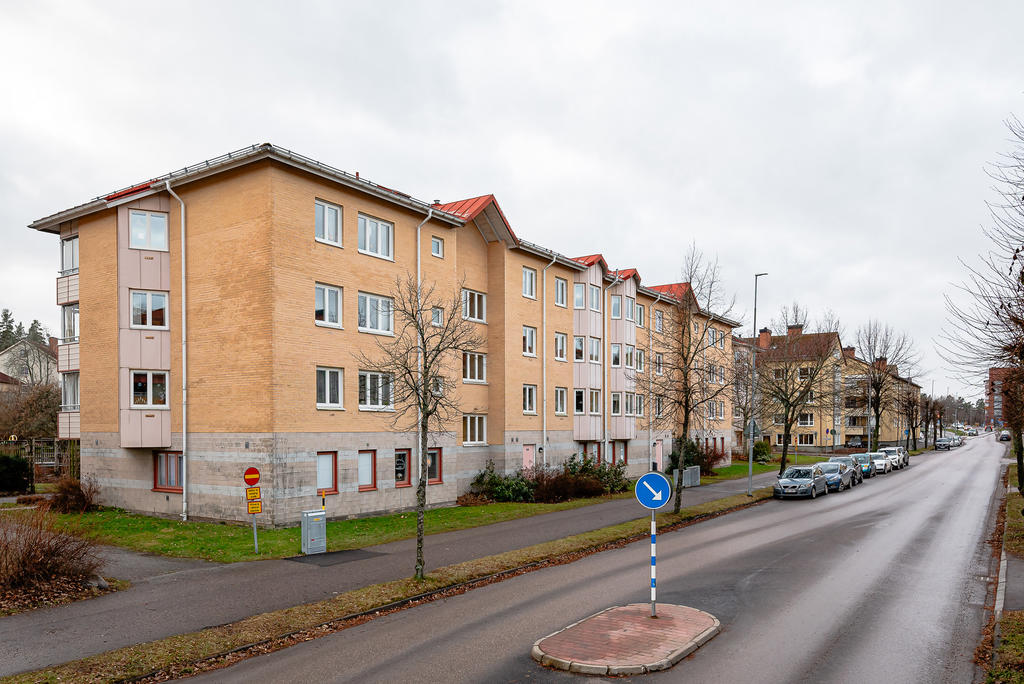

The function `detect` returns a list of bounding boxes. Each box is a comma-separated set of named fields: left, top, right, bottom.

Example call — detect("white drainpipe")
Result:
left=414, top=209, right=434, bottom=480
left=602, top=274, right=623, bottom=461
left=540, top=254, right=557, bottom=466
left=648, top=292, right=663, bottom=469
left=165, top=181, right=188, bottom=521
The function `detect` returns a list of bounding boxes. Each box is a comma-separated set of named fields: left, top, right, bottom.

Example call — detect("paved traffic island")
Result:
left=530, top=603, right=720, bottom=675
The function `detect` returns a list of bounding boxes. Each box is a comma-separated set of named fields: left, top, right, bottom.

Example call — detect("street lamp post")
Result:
left=747, top=272, right=767, bottom=497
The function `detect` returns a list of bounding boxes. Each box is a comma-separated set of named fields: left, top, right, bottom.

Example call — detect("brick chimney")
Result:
left=889, top=365, right=898, bottom=377
left=48, top=336, right=58, bottom=356
left=757, top=328, right=772, bottom=349
left=874, top=356, right=887, bottom=371
left=843, top=346, right=856, bottom=359
left=787, top=324, right=803, bottom=337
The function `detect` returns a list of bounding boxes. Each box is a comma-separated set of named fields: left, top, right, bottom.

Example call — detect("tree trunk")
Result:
left=778, top=427, right=791, bottom=476
left=1014, top=430, right=1024, bottom=493
left=673, top=411, right=690, bottom=514
left=415, top=411, right=429, bottom=580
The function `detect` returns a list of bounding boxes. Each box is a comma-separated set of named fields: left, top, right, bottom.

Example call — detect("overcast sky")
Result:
left=2, top=0, right=1021, bottom=401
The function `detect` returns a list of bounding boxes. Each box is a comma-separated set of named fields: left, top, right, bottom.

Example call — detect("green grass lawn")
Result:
left=700, top=454, right=832, bottom=484
left=48, top=491, right=633, bottom=564
left=992, top=464, right=1024, bottom=682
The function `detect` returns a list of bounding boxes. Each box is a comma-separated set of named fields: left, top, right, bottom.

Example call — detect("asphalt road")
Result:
left=0, top=470, right=779, bottom=676
left=197, top=436, right=1005, bottom=683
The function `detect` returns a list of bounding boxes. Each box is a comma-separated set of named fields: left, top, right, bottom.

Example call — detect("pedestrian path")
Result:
left=0, top=471, right=779, bottom=676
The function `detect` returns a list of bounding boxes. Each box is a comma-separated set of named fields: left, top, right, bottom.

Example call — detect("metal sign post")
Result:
left=635, top=472, right=671, bottom=617
left=244, top=468, right=261, bottom=554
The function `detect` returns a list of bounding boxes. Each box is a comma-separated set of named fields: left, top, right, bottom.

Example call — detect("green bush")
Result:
left=753, top=440, right=771, bottom=463
left=0, top=453, right=30, bottom=494
left=470, top=460, right=535, bottom=502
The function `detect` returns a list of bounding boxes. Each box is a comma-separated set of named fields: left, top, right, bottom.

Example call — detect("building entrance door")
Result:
left=523, top=443, right=535, bottom=470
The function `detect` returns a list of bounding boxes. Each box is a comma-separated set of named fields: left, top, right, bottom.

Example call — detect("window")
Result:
left=655, top=310, right=664, bottom=332
left=636, top=349, right=645, bottom=373
left=776, top=433, right=791, bottom=446
left=625, top=345, right=634, bottom=369
left=635, top=394, right=645, bottom=416
left=523, top=384, right=537, bottom=414
left=589, top=285, right=601, bottom=311
left=611, top=295, right=621, bottom=319
left=153, top=451, right=183, bottom=492
left=431, top=307, right=443, bottom=327
left=132, top=370, right=168, bottom=408
left=554, top=332, right=567, bottom=361
left=774, top=369, right=785, bottom=380
left=625, top=297, right=634, bottom=322
left=345, top=449, right=373, bottom=493
left=635, top=303, right=645, bottom=327
left=129, top=210, right=169, bottom=250
left=574, top=336, right=585, bottom=362
left=655, top=353, right=664, bottom=375
left=708, top=403, right=716, bottom=419
left=129, top=290, right=169, bottom=330
left=611, top=343, right=621, bottom=367
left=555, top=387, right=567, bottom=415
left=708, top=328, right=716, bottom=348
left=522, top=267, right=537, bottom=298
left=799, top=367, right=810, bottom=380
left=589, top=337, right=601, bottom=363
left=462, top=289, right=486, bottom=322
left=523, top=326, right=537, bottom=356
left=395, top=449, right=411, bottom=487
left=625, top=393, right=635, bottom=416
left=798, top=433, right=815, bottom=445
left=611, top=392, right=622, bottom=416
left=655, top=396, right=664, bottom=417
left=358, top=292, right=393, bottom=334
left=707, top=365, right=717, bottom=383
left=431, top=376, right=444, bottom=396
left=315, top=284, right=342, bottom=328
left=718, top=366, right=725, bottom=384
left=718, top=400, right=725, bottom=419
left=431, top=236, right=444, bottom=258
left=61, top=236, right=79, bottom=275
left=62, top=304, right=79, bottom=343
left=463, top=352, right=486, bottom=383
left=589, top=389, right=601, bottom=415
left=358, top=371, right=393, bottom=410
left=574, top=283, right=586, bottom=309
left=317, top=451, right=337, bottom=494
left=316, top=367, right=343, bottom=409
left=426, top=447, right=442, bottom=484
left=315, top=200, right=342, bottom=246
left=798, top=413, right=814, bottom=427
left=62, top=372, right=79, bottom=410
left=718, top=330, right=725, bottom=349
left=574, top=389, right=585, bottom=415
left=774, top=414, right=785, bottom=425
left=357, top=213, right=393, bottom=259
left=555, top=278, right=568, bottom=307
left=463, top=414, right=487, bottom=445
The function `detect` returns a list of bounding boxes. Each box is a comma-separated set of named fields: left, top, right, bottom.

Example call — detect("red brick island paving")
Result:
left=531, top=603, right=720, bottom=675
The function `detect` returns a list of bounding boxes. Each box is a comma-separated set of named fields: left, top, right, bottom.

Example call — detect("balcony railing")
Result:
left=60, top=404, right=80, bottom=412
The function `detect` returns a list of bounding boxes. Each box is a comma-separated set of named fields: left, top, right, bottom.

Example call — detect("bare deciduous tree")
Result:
left=854, top=321, right=919, bottom=450
left=356, top=275, right=485, bottom=580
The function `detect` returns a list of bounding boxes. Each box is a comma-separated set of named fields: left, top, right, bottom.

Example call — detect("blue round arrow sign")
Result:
left=635, top=472, right=672, bottom=510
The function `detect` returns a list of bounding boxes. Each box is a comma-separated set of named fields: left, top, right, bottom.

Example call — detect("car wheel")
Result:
left=822, top=482, right=829, bottom=495
left=810, top=486, right=817, bottom=499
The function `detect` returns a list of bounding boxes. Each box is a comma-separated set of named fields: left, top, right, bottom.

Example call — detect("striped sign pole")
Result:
left=650, top=510, right=657, bottom=617
left=634, top=471, right=670, bottom=619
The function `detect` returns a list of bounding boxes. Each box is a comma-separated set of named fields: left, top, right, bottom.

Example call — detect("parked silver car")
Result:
left=773, top=465, right=828, bottom=499
left=879, top=446, right=907, bottom=470
left=828, top=456, right=864, bottom=485
left=870, top=452, right=892, bottom=474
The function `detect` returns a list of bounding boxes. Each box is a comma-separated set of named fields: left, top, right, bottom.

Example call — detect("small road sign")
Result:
left=635, top=472, right=671, bottom=510
left=245, top=486, right=261, bottom=501
left=247, top=500, right=262, bottom=515
left=244, top=467, right=260, bottom=486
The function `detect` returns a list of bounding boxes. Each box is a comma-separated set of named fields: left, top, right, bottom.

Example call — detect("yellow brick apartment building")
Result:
left=31, top=144, right=737, bottom=524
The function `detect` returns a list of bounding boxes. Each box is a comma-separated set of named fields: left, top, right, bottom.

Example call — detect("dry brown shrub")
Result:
left=0, top=508, right=100, bottom=588
left=49, top=476, right=99, bottom=514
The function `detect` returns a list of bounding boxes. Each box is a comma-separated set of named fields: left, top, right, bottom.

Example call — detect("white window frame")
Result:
left=610, top=343, right=621, bottom=367
left=655, top=396, right=664, bottom=417
left=315, top=283, right=343, bottom=329
left=635, top=394, right=645, bottom=417
left=718, top=400, right=725, bottom=419
left=554, top=387, right=567, bottom=415
left=611, top=392, right=622, bottom=416
left=131, top=370, right=169, bottom=409
left=636, top=349, right=645, bottom=373
left=610, top=295, right=621, bottom=319
left=463, top=352, right=486, bottom=383
left=61, top=371, right=80, bottom=411
left=655, top=353, right=664, bottom=375
left=522, top=326, right=537, bottom=357
left=316, top=367, right=344, bottom=409
left=625, top=393, right=635, bottom=416
left=589, top=337, right=601, bottom=364
left=625, top=345, right=634, bottom=369
left=798, top=413, right=814, bottom=427
left=129, top=290, right=169, bottom=330
left=798, top=433, right=815, bottom=446
left=462, top=289, right=487, bottom=323
left=635, top=303, right=645, bottom=327
left=574, top=336, right=585, bottom=362
left=718, top=330, right=725, bottom=349
left=358, top=370, right=393, bottom=410
left=357, top=213, right=394, bottom=260
left=522, top=267, right=537, bottom=299
left=61, top=236, right=79, bottom=275
left=314, top=199, right=342, bottom=247
left=589, top=285, right=601, bottom=311
left=523, top=384, right=537, bottom=414
left=625, top=297, right=634, bottom=322
left=589, top=389, right=602, bottom=415
left=554, top=332, right=567, bottom=361
left=574, top=389, right=585, bottom=415
left=574, top=282, right=586, bottom=309
left=431, top=307, right=443, bottom=327
left=129, top=210, right=169, bottom=251
left=62, top=303, right=79, bottom=343
left=655, top=310, right=664, bottom=332
left=463, top=414, right=487, bottom=445
left=431, top=236, right=444, bottom=258
left=555, top=277, right=568, bottom=307
left=357, top=292, right=394, bottom=335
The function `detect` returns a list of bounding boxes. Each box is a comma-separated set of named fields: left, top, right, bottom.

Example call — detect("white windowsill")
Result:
left=462, top=441, right=488, bottom=446
left=358, top=328, right=395, bottom=337
left=555, top=357, right=567, bottom=363
left=358, top=248, right=395, bottom=262
left=129, top=325, right=170, bottom=331
left=129, top=245, right=170, bottom=253
left=130, top=405, right=170, bottom=410
left=463, top=380, right=487, bottom=385
left=315, top=321, right=344, bottom=330
left=523, top=352, right=537, bottom=358
left=314, top=237, right=343, bottom=249
left=359, top=406, right=395, bottom=412
left=523, top=411, right=538, bottom=416
left=316, top=405, right=346, bottom=411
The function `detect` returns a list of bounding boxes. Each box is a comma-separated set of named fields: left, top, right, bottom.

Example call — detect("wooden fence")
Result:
left=0, top=438, right=80, bottom=480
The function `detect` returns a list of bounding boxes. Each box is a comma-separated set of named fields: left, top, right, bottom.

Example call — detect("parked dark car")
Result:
left=1000, top=430, right=1012, bottom=442
left=845, top=436, right=864, bottom=449
left=828, top=456, right=863, bottom=485
left=773, top=465, right=828, bottom=499
left=936, top=437, right=952, bottom=450
left=852, top=453, right=877, bottom=478
left=820, top=462, right=854, bottom=492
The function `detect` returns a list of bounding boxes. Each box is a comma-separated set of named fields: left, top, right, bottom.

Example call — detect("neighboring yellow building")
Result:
left=30, top=143, right=737, bottom=524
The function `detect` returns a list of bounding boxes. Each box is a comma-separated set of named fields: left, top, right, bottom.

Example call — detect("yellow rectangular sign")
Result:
left=245, top=487, right=261, bottom=501
left=247, top=500, right=262, bottom=515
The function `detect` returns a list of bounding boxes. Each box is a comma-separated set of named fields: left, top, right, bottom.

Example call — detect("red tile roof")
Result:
left=649, top=283, right=692, bottom=300
left=611, top=268, right=640, bottom=281
left=432, top=194, right=519, bottom=243
left=573, top=254, right=609, bottom=271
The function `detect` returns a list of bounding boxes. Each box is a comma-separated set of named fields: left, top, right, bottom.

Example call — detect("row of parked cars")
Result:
left=772, top=446, right=911, bottom=499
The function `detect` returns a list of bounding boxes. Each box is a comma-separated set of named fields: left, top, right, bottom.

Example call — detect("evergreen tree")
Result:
left=13, top=322, right=25, bottom=342
left=26, top=320, right=47, bottom=345
left=0, top=309, right=15, bottom=351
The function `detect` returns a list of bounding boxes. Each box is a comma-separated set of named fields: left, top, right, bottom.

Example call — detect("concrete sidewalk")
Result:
left=0, top=471, right=778, bottom=676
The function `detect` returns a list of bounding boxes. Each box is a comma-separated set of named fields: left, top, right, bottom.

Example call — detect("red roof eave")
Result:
left=104, top=181, right=157, bottom=202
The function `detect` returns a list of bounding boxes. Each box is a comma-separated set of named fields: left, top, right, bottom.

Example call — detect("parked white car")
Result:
left=879, top=446, right=907, bottom=470
left=870, top=452, right=892, bottom=474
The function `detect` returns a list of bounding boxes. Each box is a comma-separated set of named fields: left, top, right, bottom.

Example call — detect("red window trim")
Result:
left=317, top=451, right=338, bottom=495
left=395, top=448, right=412, bottom=488
left=358, top=449, right=377, bottom=492
left=622, top=441, right=628, bottom=465
left=427, top=447, right=443, bottom=484
left=152, top=450, right=183, bottom=493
